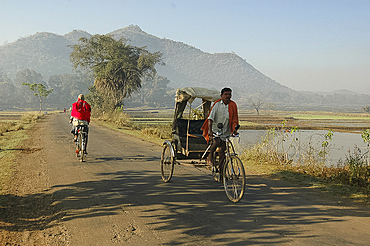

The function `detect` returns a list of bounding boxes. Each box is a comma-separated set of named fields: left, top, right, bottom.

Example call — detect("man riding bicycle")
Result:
left=201, top=87, right=239, bottom=167
left=70, top=94, right=91, bottom=151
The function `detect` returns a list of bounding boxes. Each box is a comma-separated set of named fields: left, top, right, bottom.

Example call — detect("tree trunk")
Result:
left=39, top=97, right=42, bottom=112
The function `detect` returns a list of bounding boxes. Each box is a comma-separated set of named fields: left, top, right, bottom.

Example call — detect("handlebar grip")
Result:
left=235, top=125, right=240, bottom=131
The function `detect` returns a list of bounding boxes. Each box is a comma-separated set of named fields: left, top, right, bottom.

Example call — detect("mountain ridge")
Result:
left=1, top=25, right=369, bottom=109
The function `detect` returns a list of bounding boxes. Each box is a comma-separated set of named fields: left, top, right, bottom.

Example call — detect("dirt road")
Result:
left=1, top=113, right=369, bottom=245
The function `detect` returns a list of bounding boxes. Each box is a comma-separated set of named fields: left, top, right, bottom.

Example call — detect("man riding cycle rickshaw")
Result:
left=161, top=87, right=245, bottom=202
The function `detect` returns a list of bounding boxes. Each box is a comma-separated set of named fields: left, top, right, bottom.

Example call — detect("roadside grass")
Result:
left=93, top=110, right=172, bottom=146
left=241, top=134, right=370, bottom=204
left=0, top=112, right=44, bottom=190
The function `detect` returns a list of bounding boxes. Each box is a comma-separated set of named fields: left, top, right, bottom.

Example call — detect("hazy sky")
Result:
left=1, top=0, right=370, bottom=94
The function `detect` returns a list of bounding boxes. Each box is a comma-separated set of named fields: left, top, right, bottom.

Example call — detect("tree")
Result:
left=135, top=75, right=172, bottom=107
left=363, top=105, right=370, bottom=114
left=14, top=68, right=46, bottom=107
left=22, top=83, right=53, bottom=112
left=70, top=34, right=163, bottom=110
left=0, top=69, right=16, bottom=109
left=48, top=71, right=94, bottom=108
left=249, top=95, right=264, bottom=115
left=14, top=68, right=43, bottom=88
left=86, top=85, right=116, bottom=113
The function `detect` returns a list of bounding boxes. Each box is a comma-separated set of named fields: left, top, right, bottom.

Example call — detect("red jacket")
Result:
left=201, top=99, right=239, bottom=143
left=71, top=99, right=91, bottom=122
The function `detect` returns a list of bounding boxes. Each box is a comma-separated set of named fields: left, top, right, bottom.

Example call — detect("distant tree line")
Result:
left=0, top=35, right=174, bottom=111
left=0, top=67, right=174, bottom=111
left=0, top=68, right=92, bottom=110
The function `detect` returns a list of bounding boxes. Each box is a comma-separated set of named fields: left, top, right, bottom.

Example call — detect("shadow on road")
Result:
left=1, top=163, right=369, bottom=245
left=1, top=113, right=369, bottom=244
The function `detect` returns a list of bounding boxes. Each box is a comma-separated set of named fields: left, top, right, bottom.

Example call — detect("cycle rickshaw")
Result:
left=160, top=87, right=246, bottom=202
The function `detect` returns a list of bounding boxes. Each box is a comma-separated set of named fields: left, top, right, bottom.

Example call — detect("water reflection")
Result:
left=233, top=130, right=369, bottom=166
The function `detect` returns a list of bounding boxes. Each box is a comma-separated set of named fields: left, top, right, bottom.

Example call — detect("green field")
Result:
left=288, top=113, right=370, bottom=120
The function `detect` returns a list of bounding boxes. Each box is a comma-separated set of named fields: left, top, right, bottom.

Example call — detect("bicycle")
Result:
left=207, top=123, right=245, bottom=202
left=75, top=124, right=88, bottom=162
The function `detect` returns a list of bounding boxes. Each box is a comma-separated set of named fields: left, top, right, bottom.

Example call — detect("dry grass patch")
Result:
left=0, top=111, right=44, bottom=190
left=141, top=124, right=172, bottom=139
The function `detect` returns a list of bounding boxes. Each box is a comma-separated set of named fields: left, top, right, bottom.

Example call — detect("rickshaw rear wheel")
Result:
left=223, top=155, right=246, bottom=202
left=161, top=142, right=175, bottom=182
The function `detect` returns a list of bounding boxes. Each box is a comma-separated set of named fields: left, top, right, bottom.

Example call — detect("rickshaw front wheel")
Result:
left=161, top=141, right=175, bottom=182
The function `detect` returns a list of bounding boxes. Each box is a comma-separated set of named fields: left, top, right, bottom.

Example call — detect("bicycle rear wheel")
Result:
left=161, top=142, right=175, bottom=182
left=78, top=133, right=85, bottom=162
left=76, top=133, right=81, bottom=158
left=223, top=155, right=245, bottom=202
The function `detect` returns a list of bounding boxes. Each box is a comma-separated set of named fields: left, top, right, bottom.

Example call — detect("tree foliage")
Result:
left=0, top=70, right=16, bottom=108
left=362, top=105, right=370, bottom=114
left=69, top=34, right=163, bottom=110
left=14, top=68, right=44, bottom=88
left=133, top=75, right=173, bottom=107
left=248, top=94, right=264, bottom=114
left=48, top=71, right=93, bottom=106
left=14, top=68, right=47, bottom=107
left=22, top=82, right=53, bottom=112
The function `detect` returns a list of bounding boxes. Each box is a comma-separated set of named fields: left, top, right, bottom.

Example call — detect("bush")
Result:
left=345, top=149, right=370, bottom=188
left=20, top=112, right=42, bottom=124
left=0, top=122, right=16, bottom=135
left=0, top=112, right=42, bottom=135
left=98, top=110, right=132, bottom=127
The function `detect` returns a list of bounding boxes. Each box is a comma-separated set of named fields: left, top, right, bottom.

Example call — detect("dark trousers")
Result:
left=207, top=137, right=226, bottom=166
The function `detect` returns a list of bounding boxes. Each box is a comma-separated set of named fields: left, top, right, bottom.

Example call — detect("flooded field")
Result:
left=239, top=113, right=370, bottom=132
left=235, top=129, right=370, bottom=166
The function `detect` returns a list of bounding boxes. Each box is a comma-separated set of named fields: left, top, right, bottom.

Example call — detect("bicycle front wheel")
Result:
left=161, top=142, right=175, bottom=182
left=223, top=155, right=245, bottom=202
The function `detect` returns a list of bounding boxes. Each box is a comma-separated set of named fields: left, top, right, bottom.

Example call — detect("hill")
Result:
left=0, top=32, right=74, bottom=77
left=109, top=25, right=296, bottom=99
left=1, top=25, right=369, bottom=110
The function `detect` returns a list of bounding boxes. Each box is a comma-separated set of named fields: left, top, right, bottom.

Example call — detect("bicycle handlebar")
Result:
left=213, top=132, right=239, bottom=139
left=212, top=124, right=240, bottom=138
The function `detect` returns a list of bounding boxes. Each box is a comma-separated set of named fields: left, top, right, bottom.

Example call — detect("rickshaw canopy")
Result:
left=172, top=87, right=221, bottom=154
left=175, top=87, right=221, bottom=104
left=173, top=87, right=221, bottom=121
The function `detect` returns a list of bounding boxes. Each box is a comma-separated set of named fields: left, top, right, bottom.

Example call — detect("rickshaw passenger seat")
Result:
left=176, top=119, right=207, bottom=150
left=176, top=119, right=204, bottom=137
